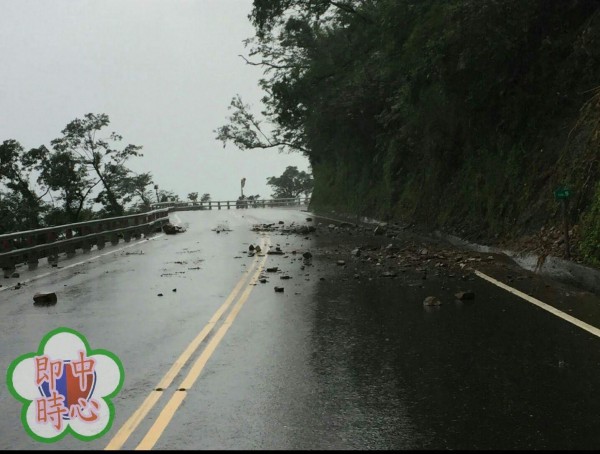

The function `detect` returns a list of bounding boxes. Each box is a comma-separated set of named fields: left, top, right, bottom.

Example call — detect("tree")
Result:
left=247, top=194, right=261, bottom=207
left=201, top=193, right=211, bottom=202
left=158, top=190, right=180, bottom=203
left=0, top=191, right=47, bottom=234
left=215, top=95, right=309, bottom=154
left=267, top=166, right=313, bottom=198
left=214, top=0, right=369, bottom=158
left=188, top=192, right=199, bottom=202
left=0, top=139, right=48, bottom=229
left=35, top=148, right=98, bottom=223
left=117, top=172, right=155, bottom=212
left=51, top=113, right=143, bottom=216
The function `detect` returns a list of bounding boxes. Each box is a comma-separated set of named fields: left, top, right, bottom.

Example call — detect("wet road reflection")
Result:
left=3, top=209, right=600, bottom=450
left=308, top=267, right=600, bottom=449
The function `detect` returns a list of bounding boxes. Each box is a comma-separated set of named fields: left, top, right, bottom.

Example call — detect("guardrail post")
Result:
left=124, top=232, right=132, bottom=243
left=82, top=240, right=91, bottom=253
left=2, top=264, right=16, bottom=278
left=217, top=201, right=221, bottom=210
left=48, top=252, right=59, bottom=267
left=111, top=232, right=119, bottom=246
left=209, top=201, right=212, bottom=210
left=227, top=201, right=230, bottom=209
left=27, top=254, right=38, bottom=271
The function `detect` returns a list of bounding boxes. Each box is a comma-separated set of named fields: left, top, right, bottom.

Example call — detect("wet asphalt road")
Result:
left=2, top=208, right=600, bottom=450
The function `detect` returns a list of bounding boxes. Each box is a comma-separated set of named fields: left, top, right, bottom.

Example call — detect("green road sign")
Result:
left=554, top=188, right=571, bottom=200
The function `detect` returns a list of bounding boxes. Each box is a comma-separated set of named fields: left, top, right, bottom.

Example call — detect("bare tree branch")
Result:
left=238, top=54, right=309, bottom=70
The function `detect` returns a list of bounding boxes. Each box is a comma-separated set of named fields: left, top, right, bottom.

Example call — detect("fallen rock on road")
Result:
left=163, top=223, right=186, bottom=235
left=33, top=292, right=58, bottom=306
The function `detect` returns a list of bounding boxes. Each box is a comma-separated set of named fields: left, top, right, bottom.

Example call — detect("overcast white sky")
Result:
left=0, top=0, right=310, bottom=201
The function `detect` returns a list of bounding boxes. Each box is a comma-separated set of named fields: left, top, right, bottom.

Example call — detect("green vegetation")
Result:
left=217, top=0, right=600, bottom=265
left=267, top=166, right=313, bottom=198
left=581, top=183, right=600, bottom=266
left=0, top=113, right=177, bottom=234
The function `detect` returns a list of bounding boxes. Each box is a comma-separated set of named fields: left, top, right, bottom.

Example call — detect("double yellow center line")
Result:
left=105, top=238, right=269, bottom=450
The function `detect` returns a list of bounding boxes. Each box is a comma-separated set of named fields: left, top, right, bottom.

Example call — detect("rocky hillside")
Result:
left=219, top=0, right=600, bottom=266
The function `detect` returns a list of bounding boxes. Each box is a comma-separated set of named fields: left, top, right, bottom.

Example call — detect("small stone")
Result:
left=157, top=293, right=163, bottom=297
left=374, top=226, right=385, bottom=235
left=259, top=278, right=267, bottom=283
left=266, top=267, right=279, bottom=272
left=278, top=221, right=284, bottom=224
left=172, top=289, right=177, bottom=292
left=306, top=217, right=313, bottom=222
left=280, top=275, right=292, bottom=280
left=351, top=248, right=361, bottom=257
left=455, top=291, right=475, bottom=301
left=381, top=271, right=397, bottom=278
left=255, top=245, right=261, bottom=253
left=274, top=286, right=284, bottom=292
left=423, top=296, right=442, bottom=306
left=337, top=260, right=346, bottom=266
left=11, top=272, right=19, bottom=278
left=303, top=252, right=313, bottom=259
left=249, top=244, right=255, bottom=251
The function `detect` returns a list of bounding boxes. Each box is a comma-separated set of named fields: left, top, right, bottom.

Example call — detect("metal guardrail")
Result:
left=150, top=197, right=310, bottom=211
left=1, top=197, right=310, bottom=276
left=0, top=209, right=170, bottom=275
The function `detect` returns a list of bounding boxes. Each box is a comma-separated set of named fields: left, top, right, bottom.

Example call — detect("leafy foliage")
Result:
left=267, top=166, right=313, bottom=198
left=51, top=113, right=144, bottom=216
left=218, top=0, right=600, bottom=264
left=580, top=182, right=600, bottom=266
left=0, top=140, right=47, bottom=229
left=0, top=114, right=175, bottom=233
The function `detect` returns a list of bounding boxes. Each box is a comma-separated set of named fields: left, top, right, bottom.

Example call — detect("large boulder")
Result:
left=33, top=292, right=57, bottom=306
left=163, top=223, right=185, bottom=235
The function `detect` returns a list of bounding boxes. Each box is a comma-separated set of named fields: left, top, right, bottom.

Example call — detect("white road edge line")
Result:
left=474, top=269, right=600, bottom=338
left=0, top=234, right=165, bottom=293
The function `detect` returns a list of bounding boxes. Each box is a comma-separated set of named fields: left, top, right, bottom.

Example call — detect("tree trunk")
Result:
left=93, top=166, right=123, bottom=216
